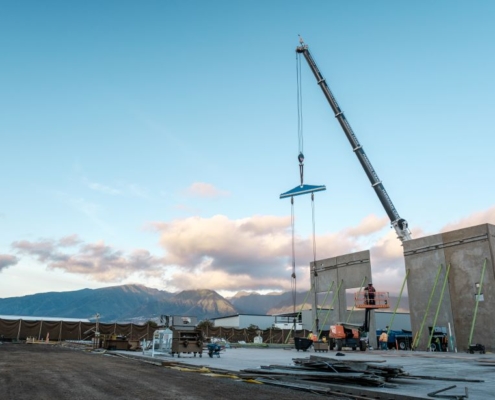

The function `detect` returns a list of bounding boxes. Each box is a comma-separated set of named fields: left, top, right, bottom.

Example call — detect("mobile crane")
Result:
left=296, top=39, right=412, bottom=242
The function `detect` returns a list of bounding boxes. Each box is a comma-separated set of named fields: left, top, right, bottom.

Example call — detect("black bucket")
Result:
left=294, top=337, right=313, bottom=352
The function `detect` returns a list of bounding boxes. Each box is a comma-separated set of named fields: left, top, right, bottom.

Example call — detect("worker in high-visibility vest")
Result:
left=379, top=330, right=388, bottom=350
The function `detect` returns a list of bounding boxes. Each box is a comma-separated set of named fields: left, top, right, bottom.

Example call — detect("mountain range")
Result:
left=0, top=284, right=410, bottom=322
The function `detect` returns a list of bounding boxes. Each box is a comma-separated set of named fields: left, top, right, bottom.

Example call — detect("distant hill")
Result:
left=228, top=292, right=296, bottom=315
left=0, top=284, right=174, bottom=322
left=145, top=289, right=237, bottom=319
left=0, top=285, right=237, bottom=322
left=228, top=287, right=410, bottom=316
left=0, top=285, right=409, bottom=323
left=263, top=292, right=410, bottom=315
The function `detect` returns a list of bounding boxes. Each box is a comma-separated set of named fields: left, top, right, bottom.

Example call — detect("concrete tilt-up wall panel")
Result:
left=403, top=223, right=495, bottom=351
left=310, top=250, right=376, bottom=348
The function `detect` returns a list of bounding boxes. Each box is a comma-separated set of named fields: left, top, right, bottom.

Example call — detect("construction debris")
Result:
left=427, top=385, right=468, bottom=399
left=240, top=355, right=408, bottom=388
left=238, top=355, right=484, bottom=400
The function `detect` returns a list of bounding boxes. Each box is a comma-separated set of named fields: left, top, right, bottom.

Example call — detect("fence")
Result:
left=0, top=318, right=317, bottom=345
left=0, top=319, right=154, bottom=342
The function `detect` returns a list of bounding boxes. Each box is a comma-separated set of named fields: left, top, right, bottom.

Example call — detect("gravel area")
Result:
left=0, top=343, right=334, bottom=400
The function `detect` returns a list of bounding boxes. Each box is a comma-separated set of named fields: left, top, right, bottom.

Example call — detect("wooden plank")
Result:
left=255, top=378, right=430, bottom=400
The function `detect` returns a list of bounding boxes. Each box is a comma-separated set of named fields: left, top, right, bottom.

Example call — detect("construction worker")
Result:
left=379, top=330, right=388, bottom=350
left=367, top=283, right=376, bottom=305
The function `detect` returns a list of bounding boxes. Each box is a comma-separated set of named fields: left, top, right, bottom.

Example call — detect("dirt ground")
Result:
left=0, top=343, right=332, bottom=400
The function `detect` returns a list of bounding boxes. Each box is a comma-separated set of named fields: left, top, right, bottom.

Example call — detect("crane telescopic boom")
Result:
left=296, top=41, right=411, bottom=242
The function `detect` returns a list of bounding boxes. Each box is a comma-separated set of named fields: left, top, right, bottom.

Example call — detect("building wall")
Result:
left=310, top=250, right=377, bottom=348
left=375, top=312, right=411, bottom=331
left=213, top=315, right=275, bottom=329
left=403, top=223, right=495, bottom=351
left=213, top=315, right=240, bottom=328
left=239, top=315, right=276, bottom=330
left=301, top=309, right=313, bottom=331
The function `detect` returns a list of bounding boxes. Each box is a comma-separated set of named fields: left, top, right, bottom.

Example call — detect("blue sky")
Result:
left=1, top=1, right=495, bottom=299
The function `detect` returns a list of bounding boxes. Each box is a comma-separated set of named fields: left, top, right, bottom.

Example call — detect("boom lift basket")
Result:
left=354, top=291, right=390, bottom=309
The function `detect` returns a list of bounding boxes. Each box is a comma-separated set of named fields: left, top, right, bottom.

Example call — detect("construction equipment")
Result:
left=329, top=323, right=367, bottom=351
left=207, top=342, right=223, bottom=358
left=468, top=343, right=486, bottom=354
left=164, top=315, right=204, bottom=358
left=296, top=38, right=412, bottom=242
left=329, top=290, right=390, bottom=351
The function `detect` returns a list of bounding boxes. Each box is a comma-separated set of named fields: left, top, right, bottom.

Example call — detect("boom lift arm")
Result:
left=296, top=41, right=411, bottom=242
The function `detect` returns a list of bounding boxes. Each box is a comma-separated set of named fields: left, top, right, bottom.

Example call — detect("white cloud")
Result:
left=69, top=197, right=114, bottom=234
left=84, top=179, right=121, bottom=195
left=183, top=182, right=230, bottom=198
left=155, top=215, right=291, bottom=274
left=83, top=176, right=150, bottom=199
left=152, top=214, right=366, bottom=292
left=12, top=239, right=164, bottom=282
left=440, top=206, right=495, bottom=233
left=0, top=254, right=19, bottom=272
left=126, top=183, right=149, bottom=199
left=344, top=214, right=388, bottom=237
left=58, top=234, right=82, bottom=247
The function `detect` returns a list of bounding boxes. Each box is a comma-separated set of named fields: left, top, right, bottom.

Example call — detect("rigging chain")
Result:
left=311, top=192, right=318, bottom=277
left=290, top=192, right=320, bottom=314
left=290, top=197, right=297, bottom=313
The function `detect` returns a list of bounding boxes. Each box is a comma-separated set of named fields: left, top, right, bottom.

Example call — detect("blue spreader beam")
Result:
left=280, top=184, right=326, bottom=199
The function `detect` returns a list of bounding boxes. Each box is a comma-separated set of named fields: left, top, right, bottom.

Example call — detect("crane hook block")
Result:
left=280, top=184, right=326, bottom=199
left=298, top=152, right=304, bottom=164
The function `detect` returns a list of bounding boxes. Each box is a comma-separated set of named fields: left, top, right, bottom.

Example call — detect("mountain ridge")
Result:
left=0, top=284, right=409, bottom=322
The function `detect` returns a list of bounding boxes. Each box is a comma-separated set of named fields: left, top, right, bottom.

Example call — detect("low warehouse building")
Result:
left=212, top=314, right=276, bottom=330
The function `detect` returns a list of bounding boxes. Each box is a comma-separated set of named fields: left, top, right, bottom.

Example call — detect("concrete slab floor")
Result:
left=114, top=347, right=495, bottom=400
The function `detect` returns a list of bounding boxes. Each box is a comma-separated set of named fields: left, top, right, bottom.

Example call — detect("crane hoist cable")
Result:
left=290, top=193, right=320, bottom=312
left=296, top=51, right=304, bottom=186
left=311, top=192, right=317, bottom=276
left=280, top=39, right=327, bottom=320
left=290, top=196, right=296, bottom=313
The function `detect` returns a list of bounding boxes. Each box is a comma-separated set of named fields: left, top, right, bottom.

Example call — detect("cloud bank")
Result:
left=8, top=206, right=495, bottom=295
left=9, top=214, right=386, bottom=292
left=440, top=206, right=495, bottom=233
left=12, top=236, right=164, bottom=282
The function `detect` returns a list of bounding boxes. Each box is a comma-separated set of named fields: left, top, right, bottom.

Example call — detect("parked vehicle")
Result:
left=329, top=324, right=367, bottom=351
left=376, top=329, right=413, bottom=350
